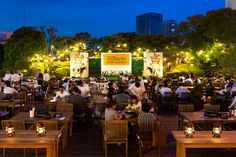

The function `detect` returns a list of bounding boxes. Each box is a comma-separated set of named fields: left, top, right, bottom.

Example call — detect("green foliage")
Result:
left=89, top=58, right=101, bottom=77
left=132, top=58, right=143, bottom=76
left=3, top=8, right=236, bottom=77
left=48, top=61, right=70, bottom=78
left=223, top=46, right=236, bottom=74
left=170, top=64, right=204, bottom=76
left=4, top=27, right=46, bottom=70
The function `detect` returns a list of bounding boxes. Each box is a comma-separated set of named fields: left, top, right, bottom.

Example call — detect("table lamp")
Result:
left=184, top=123, right=195, bottom=138
left=36, top=122, right=46, bottom=136
left=212, top=122, right=222, bottom=138
left=5, top=122, right=15, bottom=137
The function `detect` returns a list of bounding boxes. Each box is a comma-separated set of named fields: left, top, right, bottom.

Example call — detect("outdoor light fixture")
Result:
left=36, top=122, right=46, bottom=136
left=184, top=123, right=195, bottom=138
left=212, top=122, right=222, bottom=138
left=5, top=122, right=15, bottom=137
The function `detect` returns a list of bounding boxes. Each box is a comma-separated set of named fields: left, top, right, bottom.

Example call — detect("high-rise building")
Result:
left=163, top=20, right=178, bottom=36
left=226, top=0, right=236, bottom=10
left=0, top=32, right=13, bottom=45
left=136, top=13, right=163, bottom=35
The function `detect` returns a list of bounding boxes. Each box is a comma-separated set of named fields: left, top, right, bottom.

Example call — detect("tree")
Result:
left=0, top=44, right=4, bottom=68
left=4, top=27, right=46, bottom=70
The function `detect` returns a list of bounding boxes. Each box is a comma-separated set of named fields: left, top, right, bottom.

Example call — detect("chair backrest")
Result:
left=178, top=104, right=194, bottom=112
left=104, top=120, right=128, bottom=141
left=14, top=92, right=26, bottom=99
left=138, top=120, right=160, bottom=145
left=1, top=120, right=25, bottom=130
left=0, top=94, right=6, bottom=100
left=57, top=101, right=73, bottom=112
left=14, top=92, right=27, bottom=104
left=139, top=120, right=160, bottom=133
left=34, top=120, right=58, bottom=130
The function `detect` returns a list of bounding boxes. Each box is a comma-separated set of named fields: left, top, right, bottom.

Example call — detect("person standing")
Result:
left=17, top=70, right=24, bottom=81
left=12, top=71, right=21, bottom=85
left=43, top=70, right=50, bottom=92
left=3, top=70, right=12, bottom=82
left=36, top=70, right=44, bottom=86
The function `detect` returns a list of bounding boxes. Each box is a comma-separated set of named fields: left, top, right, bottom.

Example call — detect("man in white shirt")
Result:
left=77, top=80, right=91, bottom=97
left=55, top=87, right=70, bottom=101
left=184, top=77, right=193, bottom=85
left=3, top=82, right=17, bottom=94
left=3, top=70, right=12, bottom=82
left=128, top=82, right=145, bottom=100
left=159, top=83, right=172, bottom=96
left=43, top=71, right=50, bottom=82
left=43, top=71, right=50, bottom=92
left=12, top=72, right=21, bottom=83
left=176, top=83, right=190, bottom=97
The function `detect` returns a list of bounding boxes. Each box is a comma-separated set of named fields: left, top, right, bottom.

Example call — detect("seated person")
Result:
left=159, top=83, right=172, bottom=96
left=105, top=101, right=123, bottom=121
left=220, top=85, right=233, bottom=112
left=141, top=91, right=155, bottom=112
left=129, top=81, right=145, bottom=100
left=228, top=94, right=236, bottom=109
left=3, top=81, right=17, bottom=94
left=125, top=95, right=142, bottom=112
left=176, top=83, right=190, bottom=98
left=89, top=91, right=107, bottom=116
left=67, top=87, right=85, bottom=115
left=138, top=103, right=157, bottom=125
left=76, top=80, right=91, bottom=97
left=113, top=88, right=130, bottom=110
left=55, top=86, right=70, bottom=101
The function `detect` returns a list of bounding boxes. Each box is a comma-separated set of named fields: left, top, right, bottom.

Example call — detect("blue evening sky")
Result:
left=0, top=0, right=224, bottom=37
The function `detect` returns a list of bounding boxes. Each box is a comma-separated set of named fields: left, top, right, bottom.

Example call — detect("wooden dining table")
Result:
left=10, top=112, right=73, bottom=146
left=178, top=111, right=236, bottom=130
left=172, top=131, right=236, bottom=157
left=0, top=130, right=60, bottom=157
left=179, top=111, right=236, bottom=123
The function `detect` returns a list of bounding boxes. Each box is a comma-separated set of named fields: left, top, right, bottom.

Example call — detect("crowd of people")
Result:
left=1, top=69, right=236, bottom=124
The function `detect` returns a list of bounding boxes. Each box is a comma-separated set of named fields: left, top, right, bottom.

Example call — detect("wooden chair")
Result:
left=1, top=120, right=25, bottom=130
left=178, top=103, right=194, bottom=112
left=104, top=120, right=128, bottom=157
left=0, top=94, right=6, bottom=100
left=1, top=120, right=25, bottom=157
left=162, top=92, right=176, bottom=112
left=137, top=120, right=162, bottom=157
left=204, top=104, right=220, bottom=112
left=178, top=92, right=192, bottom=104
left=56, top=101, right=73, bottom=137
left=177, top=103, right=194, bottom=130
left=14, top=92, right=27, bottom=111
left=57, top=101, right=73, bottom=112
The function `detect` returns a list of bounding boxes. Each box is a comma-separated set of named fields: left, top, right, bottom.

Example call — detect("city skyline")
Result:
left=0, top=0, right=224, bottom=37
